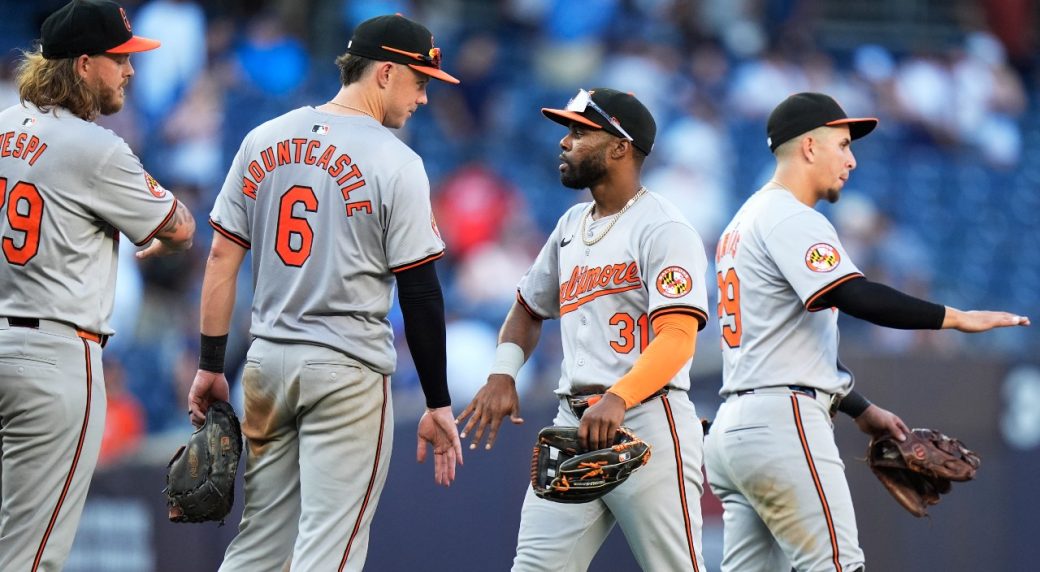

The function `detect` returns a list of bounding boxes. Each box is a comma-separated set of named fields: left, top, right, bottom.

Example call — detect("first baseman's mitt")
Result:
left=530, top=426, right=651, bottom=504
left=164, top=400, right=243, bottom=524
left=867, top=428, right=981, bottom=517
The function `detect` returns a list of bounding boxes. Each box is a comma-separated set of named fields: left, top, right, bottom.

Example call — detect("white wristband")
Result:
left=489, top=342, right=525, bottom=379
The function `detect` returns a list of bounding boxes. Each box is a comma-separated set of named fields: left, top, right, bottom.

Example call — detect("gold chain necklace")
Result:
left=326, top=100, right=376, bottom=120
left=580, top=186, right=647, bottom=246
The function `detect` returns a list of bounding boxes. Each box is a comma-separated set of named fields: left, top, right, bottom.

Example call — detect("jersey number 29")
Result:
left=0, top=177, right=43, bottom=266
left=716, top=268, right=742, bottom=348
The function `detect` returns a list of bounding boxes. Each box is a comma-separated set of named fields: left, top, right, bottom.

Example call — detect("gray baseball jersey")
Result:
left=705, top=183, right=868, bottom=572
left=0, top=103, right=177, bottom=334
left=513, top=190, right=711, bottom=571
left=209, top=107, right=444, bottom=375
left=517, top=192, right=709, bottom=395
left=0, top=102, right=175, bottom=571
left=715, top=185, right=862, bottom=397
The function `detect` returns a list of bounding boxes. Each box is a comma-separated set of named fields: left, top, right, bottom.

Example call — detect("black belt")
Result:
left=6, top=317, right=109, bottom=348
left=566, top=387, right=669, bottom=419
left=736, top=385, right=818, bottom=398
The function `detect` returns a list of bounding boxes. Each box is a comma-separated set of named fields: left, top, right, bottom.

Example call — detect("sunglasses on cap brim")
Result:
left=565, top=89, right=634, bottom=142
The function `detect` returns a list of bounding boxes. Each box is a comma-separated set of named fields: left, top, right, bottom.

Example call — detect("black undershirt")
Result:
left=396, top=260, right=450, bottom=409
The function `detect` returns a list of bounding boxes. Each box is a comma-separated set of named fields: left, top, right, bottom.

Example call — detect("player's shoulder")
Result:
left=743, top=187, right=827, bottom=233
left=640, top=191, right=705, bottom=240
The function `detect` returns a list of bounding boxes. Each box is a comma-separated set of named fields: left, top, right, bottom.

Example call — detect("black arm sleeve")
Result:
left=816, top=276, right=945, bottom=330
left=396, top=260, right=450, bottom=408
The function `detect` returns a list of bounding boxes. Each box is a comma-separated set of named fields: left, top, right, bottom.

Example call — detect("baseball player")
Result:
left=185, top=14, right=463, bottom=572
left=0, top=1, right=195, bottom=570
left=457, top=88, right=711, bottom=571
left=703, top=92, right=1031, bottom=572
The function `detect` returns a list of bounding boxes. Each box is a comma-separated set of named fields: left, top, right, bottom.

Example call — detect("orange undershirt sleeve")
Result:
left=606, top=313, right=699, bottom=408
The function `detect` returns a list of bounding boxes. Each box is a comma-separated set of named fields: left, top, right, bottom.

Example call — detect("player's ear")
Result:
left=801, top=135, right=817, bottom=163
left=609, top=138, right=630, bottom=161
left=374, top=62, right=395, bottom=89
left=73, top=54, right=93, bottom=80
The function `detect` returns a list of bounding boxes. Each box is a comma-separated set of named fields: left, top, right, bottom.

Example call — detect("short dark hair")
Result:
left=335, top=52, right=378, bottom=86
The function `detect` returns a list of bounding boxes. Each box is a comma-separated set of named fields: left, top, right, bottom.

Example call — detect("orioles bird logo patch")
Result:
left=805, top=243, right=840, bottom=272
left=656, top=266, right=692, bottom=298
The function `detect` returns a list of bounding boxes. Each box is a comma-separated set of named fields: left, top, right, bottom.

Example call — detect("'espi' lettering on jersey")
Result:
left=0, top=131, right=48, bottom=166
left=716, top=229, right=741, bottom=262
left=240, top=138, right=371, bottom=216
left=559, top=262, right=642, bottom=314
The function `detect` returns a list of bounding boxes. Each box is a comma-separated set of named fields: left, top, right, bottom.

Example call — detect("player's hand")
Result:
left=853, top=404, right=910, bottom=441
left=188, top=369, right=231, bottom=427
left=944, top=308, right=1030, bottom=332
left=136, top=237, right=189, bottom=259
left=455, top=374, right=524, bottom=451
left=578, top=392, right=626, bottom=451
left=417, top=406, right=463, bottom=487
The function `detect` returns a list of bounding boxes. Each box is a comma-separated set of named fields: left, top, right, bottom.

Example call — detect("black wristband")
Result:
left=199, top=333, right=228, bottom=374
left=838, top=390, right=872, bottom=418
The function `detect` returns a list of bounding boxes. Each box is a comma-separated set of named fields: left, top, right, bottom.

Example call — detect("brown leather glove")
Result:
left=867, top=428, right=981, bottom=517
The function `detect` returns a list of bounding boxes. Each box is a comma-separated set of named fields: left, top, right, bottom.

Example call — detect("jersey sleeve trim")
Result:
left=650, top=306, right=709, bottom=331
left=133, top=200, right=179, bottom=246
left=390, top=250, right=444, bottom=273
left=805, top=272, right=864, bottom=312
left=516, top=291, right=547, bottom=321
left=209, top=219, right=251, bottom=250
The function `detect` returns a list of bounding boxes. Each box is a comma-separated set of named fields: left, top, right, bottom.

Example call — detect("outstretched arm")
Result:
left=818, top=276, right=1029, bottom=332
left=456, top=299, right=544, bottom=451
left=396, top=260, right=463, bottom=486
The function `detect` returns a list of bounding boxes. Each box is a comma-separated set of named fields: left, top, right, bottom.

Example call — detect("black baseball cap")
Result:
left=541, top=88, right=657, bottom=156
left=766, top=92, right=877, bottom=152
left=41, top=0, right=160, bottom=60
left=346, top=14, right=459, bottom=84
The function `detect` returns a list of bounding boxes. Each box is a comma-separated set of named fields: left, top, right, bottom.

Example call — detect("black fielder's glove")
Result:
left=164, top=400, right=243, bottom=524
left=530, top=426, right=651, bottom=503
left=867, top=428, right=981, bottom=517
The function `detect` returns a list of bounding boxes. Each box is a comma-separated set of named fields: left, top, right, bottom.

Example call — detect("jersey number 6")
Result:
left=275, top=185, right=318, bottom=267
left=716, top=268, right=742, bottom=348
left=0, top=177, right=43, bottom=266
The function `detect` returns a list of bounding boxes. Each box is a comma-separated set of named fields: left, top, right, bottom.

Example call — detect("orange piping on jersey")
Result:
left=133, top=199, right=179, bottom=246
left=607, top=313, right=697, bottom=408
left=390, top=250, right=444, bottom=273
left=661, top=397, right=701, bottom=571
left=340, top=375, right=389, bottom=571
left=649, top=305, right=708, bottom=331
left=559, top=283, right=642, bottom=316
left=791, top=394, right=843, bottom=572
left=33, top=339, right=94, bottom=571
left=209, top=219, right=251, bottom=249
left=516, top=291, right=547, bottom=321
left=805, top=272, right=864, bottom=312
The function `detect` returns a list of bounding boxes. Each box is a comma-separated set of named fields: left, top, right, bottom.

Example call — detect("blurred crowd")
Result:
left=1, top=0, right=1037, bottom=464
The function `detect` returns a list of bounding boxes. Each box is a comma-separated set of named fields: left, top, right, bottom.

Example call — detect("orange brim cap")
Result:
left=409, top=63, right=460, bottom=84
left=825, top=117, right=878, bottom=140
left=107, top=35, right=161, bottom=54
left=541, top=108, right=602, bottom=130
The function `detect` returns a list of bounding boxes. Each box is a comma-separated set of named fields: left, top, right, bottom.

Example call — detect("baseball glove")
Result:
left=164, top=400, right=243, bottom=524
left=867, top=428, right=981, bottom=517
left=530, top=426, right=651, bottom=504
